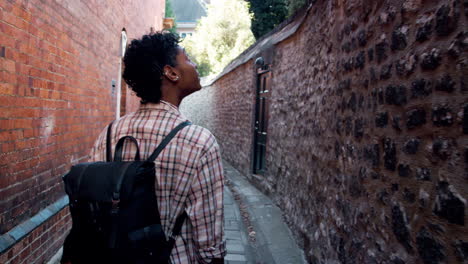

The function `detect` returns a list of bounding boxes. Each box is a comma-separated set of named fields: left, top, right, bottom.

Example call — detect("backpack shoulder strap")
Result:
left=147, top=121, right=191, bottom=162
left=171, top=211, right=187, bottom=239
left=106, top=121, right=115, bottom=162
left=162, top=211, right=188, bottom=262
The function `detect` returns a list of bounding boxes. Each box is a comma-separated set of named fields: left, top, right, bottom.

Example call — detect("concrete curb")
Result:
left=223, top=161, right=307, bottom=264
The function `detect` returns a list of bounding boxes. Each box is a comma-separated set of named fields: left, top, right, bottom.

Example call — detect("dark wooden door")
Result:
left=253, top=65, right=271, bottom=175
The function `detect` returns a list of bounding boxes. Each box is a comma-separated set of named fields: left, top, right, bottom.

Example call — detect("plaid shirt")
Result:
left=89, top=101, right=226, bottom=264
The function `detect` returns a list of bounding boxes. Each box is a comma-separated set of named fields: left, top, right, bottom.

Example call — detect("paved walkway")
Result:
left=223, top=160, right=307, bottom=264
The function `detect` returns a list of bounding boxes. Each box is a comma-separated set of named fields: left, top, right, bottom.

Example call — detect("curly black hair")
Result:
left=122, top=32, right=180, bottom=104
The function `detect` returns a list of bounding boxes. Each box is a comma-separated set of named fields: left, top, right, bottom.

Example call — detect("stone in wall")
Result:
left=448, top=31, right=468, bottom=57
left=391, top=25, right=409, bottom=51
left=453, top=240, right=468, bottom=262
left=432, top=106, right=454, bottom=127
left=411, top=79, right=432, bottom=98
left=385, top=85, right=407, bottom=106
left=392, top=115, right=403, bottom=131
left=358, top=29, right=368, bottom=47
left=364, top=144, right=380, bottom=167
left=376, top=112, right=389, bottom=128
left=355, top=51, right=366, bottom=69
left=395, top=52, right=418, bottom=77
left=375, top=41, right=389, bottom=63
left=416, top=227, right=446, bottom=264
left=435, top=2, right=460, bottom=37
left=416, top=167, right=431, bottom=181
left=354, top=118, right=364, bottom=139
left=433, top=181, right=465, bottom=225
left=384, top=138, right=397, bottom=171
left=398, top=164, right=412, bottom=178
left=406, top=108, right=427, bottom=129
left=403, top=138, right=421, bottom=154
left=392, top=205, right=413, bottom=252
left=380, top=63, right=393, bottom=80
left=403, top=188, right=416, bottom=203
left=435, top=75, right=456, bottom=93
left=432, top=137, right=454, bottom=160
left=416, top=14, right=433, bottom=42
left=349, top=92, right=357, bottom=112
left=419, top=189, right=431, bottom=209
left=421, top=48, right=442, bottom=71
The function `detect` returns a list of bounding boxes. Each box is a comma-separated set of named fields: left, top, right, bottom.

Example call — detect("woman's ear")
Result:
left=162, top=65, right=180, bottom=82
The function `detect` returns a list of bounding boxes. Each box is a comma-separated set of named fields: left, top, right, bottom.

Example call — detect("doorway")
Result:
left=252, top=64, right=271, bottom=175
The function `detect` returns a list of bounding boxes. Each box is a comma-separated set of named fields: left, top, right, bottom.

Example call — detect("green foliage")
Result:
left=249, top=0, right=288, bottom=39
left=165, top=0, right=177, bottom=34
left=181, top=0, right=255, bottom=77
left=287, top=0, right=307, bottom=15
left=165, top=0, right=175, bottom=18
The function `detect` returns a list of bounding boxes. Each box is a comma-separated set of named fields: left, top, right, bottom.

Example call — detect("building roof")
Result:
left=171, top=0, right=206, bottom=23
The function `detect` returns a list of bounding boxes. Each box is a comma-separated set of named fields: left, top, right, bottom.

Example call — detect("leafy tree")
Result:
left=165, top=0, right=175, bottom=18
left=181, top=0, right=255, bottom=77
left=248, top=0, right=287, bottom=39
left=165, top=0, right=177, bottom=34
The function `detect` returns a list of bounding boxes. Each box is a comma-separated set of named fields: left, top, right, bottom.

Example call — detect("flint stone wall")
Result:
left=181, top=0, right=468, bottom=263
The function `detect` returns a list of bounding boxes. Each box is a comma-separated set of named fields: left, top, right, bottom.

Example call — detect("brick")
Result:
left=0, top=82, right=15, bottom=95
left=3, top=10, right=29, bottom=30
left=11, top=5, right=32, bottom=22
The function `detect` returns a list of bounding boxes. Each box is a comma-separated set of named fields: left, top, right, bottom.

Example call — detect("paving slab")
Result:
left=223, top=187, right=256, bottom=264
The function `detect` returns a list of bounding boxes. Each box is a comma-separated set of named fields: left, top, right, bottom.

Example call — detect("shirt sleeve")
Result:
left=186, top=135, right=226, bottom=263
left=88, top=126, right=107, bottom=162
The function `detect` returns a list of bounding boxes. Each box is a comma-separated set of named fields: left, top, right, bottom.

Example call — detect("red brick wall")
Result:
left=0, top=0, right=164, bottom=262
left=181, top=0, right=468, bottom=263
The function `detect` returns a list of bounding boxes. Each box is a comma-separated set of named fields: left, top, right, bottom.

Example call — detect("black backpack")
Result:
left=61, top=121, right=191, bottom=264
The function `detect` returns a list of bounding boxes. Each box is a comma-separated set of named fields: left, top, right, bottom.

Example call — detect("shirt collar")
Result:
left=139, top=100, right=180, bottom=114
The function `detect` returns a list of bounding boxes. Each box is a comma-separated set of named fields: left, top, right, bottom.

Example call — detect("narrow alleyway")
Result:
left=2, top=1, right=466, bottom=263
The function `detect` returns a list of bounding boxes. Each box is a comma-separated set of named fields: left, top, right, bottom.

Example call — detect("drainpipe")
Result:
left=116, top=30, right=127, bottom=119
